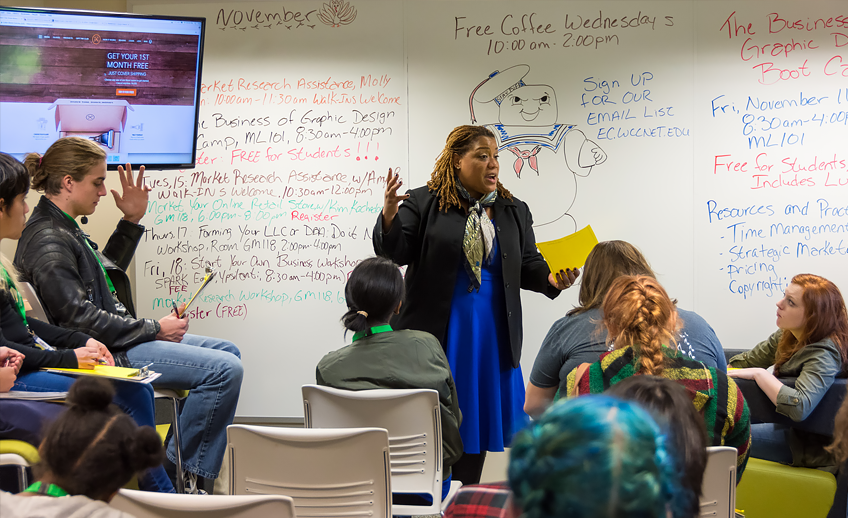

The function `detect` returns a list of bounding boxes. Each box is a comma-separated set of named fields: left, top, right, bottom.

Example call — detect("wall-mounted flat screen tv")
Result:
left=0, top=6, right=205, bottom=170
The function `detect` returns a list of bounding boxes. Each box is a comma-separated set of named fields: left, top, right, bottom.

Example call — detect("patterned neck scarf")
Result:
left=457, top=181, right=497, bottom=290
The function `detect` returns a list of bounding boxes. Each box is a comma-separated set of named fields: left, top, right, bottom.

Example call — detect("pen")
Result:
left=171, top=300, right=181, bottom=319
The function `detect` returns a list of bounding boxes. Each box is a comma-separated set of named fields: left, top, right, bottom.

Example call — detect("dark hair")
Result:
left=23, top=137, right=106, bottom=195
left=341, top=257, right=404, bottom=333
left=774, top=273, right=848, bottom=376
left=0, top=152, right=31, bottom=210
left=36, top=377, right=164, bottom=500
left=509, top=395, right=680, bottom=518
left=606, top=376, right=708, bottom=518
left=426, top=125, right=513, bottom=212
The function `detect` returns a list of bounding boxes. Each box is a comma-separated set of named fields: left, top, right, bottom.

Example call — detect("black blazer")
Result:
left=373, top=186, right=559, bottom=368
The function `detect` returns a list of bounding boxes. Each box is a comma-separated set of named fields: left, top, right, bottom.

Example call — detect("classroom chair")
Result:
left=0, top=439, right=40, bottom=491
left=302, top=384, right=462, bottom=514
left=20, top=281, right=49, bottom=323
left=736, top=458, right=836, bottom=518
left=111, top=489, right=295, bottom=518
left=227, top=424, right=391, bottom=518
left=700, top=446, right=737, bottom=518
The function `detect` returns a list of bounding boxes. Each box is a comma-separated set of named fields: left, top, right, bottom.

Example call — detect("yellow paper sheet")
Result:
left=47, top=365, right=140, bottom=378
left=535, top=225, right=599, bottom=273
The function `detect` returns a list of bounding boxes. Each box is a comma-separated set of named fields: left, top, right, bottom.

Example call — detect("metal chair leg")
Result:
left=17, top=465, right=28, bottom=492
left=171, top=397, right=185, bottom=494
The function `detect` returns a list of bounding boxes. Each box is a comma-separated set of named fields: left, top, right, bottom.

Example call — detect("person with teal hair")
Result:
left=508, top=395, right=682, bottom=518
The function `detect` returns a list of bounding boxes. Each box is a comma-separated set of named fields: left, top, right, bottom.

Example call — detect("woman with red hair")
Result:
left=729, top=273, right=848, bottom=467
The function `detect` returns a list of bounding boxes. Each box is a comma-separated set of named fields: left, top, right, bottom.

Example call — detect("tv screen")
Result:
left=0, top=6, right=205, bottom=170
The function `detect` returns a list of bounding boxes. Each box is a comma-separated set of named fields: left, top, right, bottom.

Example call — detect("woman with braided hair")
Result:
left=374, top=125, right=579, bottom=484
left=566, top=275, right=752, bottom=480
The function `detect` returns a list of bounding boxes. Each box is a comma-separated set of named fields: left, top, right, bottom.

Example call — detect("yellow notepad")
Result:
left=47, top=365, right=140, bottom=378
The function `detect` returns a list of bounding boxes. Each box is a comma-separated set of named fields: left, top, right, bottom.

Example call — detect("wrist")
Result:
left=122, top=214, right=144, bottom=225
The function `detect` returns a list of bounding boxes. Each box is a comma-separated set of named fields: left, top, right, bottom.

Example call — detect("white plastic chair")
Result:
left=227, top=424, right=391, bottom=518
left=302, top=384, right=462, bottom=515
left=699, top=446, right=737, bottom=518
left=111, top=489, right=295, bottom=518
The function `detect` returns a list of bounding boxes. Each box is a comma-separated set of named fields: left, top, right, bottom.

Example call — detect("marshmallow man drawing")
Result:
left=470, top=64, right=607, bottom=230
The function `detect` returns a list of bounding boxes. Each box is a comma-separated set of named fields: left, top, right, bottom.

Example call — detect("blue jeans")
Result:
left=124, top=334, right=243, bottom=479
left=750, top=423, right=794, bottom=464
left=13, top=371, right=175, bottom=493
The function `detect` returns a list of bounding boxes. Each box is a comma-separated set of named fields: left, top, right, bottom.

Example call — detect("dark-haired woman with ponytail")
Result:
left=566, top=275, right=752, bottom=481
left=0, top=377, right=165, bottom=517
left=0, top=152, right=173, bottom=493
left=316, top=256, right=462, bottom=500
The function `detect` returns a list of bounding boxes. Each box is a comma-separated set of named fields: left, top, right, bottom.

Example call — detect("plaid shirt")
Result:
left=443, top=483, right=516, bottom=518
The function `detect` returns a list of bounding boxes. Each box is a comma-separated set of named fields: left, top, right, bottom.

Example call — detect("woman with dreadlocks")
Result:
left=373, top=125, right=578, bottom=484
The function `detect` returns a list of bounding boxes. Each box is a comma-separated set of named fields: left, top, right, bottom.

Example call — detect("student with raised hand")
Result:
left=0, top=377, right=165, bottom=518
left=0, top=152, right=173, bottom=493
left=13, top=139, right=243, bottom=492
left=728, top=273, right=848, bottom=468
left=508, top=395, right=681, bottom=518
left=316, top=256, right=462, bottom=500
left=566, top=275, right=751, bottom=480
left=525, top=240, right=726, bottom=418
left=606, top=376, right=709, bottom=518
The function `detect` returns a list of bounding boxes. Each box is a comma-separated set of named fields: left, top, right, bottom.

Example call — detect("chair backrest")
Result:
left=110, top=489, right=295, bottom=518
left=228, top=424, right=391, bottom=518
left=19, top=281, right=49, bottom=323
left=302, top=385, right=443, bottom=515
left=700, top=446, right=737, bottom=518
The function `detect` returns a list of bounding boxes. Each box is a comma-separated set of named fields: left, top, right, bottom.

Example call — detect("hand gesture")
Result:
left=74, top=343, right=101, bottom=370
left=0, top=346, right=24, bottom=373
left=0, top=366, right=16, bottom=392
left=382, top=168, right=409, bottom=231
left=112, top=163, right=151, bottom=224
left=548, top=267, right=581, bottom=291
left=86, top=338, right=114, bottom=367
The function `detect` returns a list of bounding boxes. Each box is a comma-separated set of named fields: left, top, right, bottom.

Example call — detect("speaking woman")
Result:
left=374, top=125, right=577, bottom=484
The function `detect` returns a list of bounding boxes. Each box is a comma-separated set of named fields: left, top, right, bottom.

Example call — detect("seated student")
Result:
left=0, top=153, right=171, bottom=492
left=826, top=388, right=848, bottom=518
left=12, top=139, right=243, bottom=492
left=0, top=377, right=165, bottom=518
left=728, top=273, right=848, bottom=468
left=509, top=395, right=682, bottom=518
left=606, top=376, right=709, bottom=518
left=0, top=346, right=64, bottom=447
left=316, top=256, right=462, bottom=500
left=566, top=275, right=751, bottom=480
left=525, top=240, right=726, bottom=417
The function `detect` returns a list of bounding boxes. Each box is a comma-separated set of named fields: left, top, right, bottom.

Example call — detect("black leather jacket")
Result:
left=14, top=196, right=159, bottom=356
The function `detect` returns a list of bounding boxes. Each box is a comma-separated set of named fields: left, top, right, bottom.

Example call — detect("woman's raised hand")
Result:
left=382, top=168, right=409, bottom=231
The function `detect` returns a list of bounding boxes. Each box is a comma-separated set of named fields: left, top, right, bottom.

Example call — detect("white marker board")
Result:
left=130, top=0, right=848, bottom=418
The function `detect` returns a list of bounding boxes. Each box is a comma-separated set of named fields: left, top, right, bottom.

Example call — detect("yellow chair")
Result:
left=736, top=458, right=836, bottom=518
left=0, top=440, right=40, bottom=491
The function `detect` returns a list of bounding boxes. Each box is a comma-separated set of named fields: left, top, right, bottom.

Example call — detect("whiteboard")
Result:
left=131, top=0, right=848, bottom=417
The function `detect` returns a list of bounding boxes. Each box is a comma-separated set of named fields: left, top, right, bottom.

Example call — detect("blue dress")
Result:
left=445, top=231, right=528, bottom=453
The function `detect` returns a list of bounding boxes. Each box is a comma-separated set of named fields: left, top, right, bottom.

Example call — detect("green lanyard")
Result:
left=352, top=324, right=393, bottom=342
left=62, top=212, right=116, bottom=295
left=1, top=264, right=27, bottom=328
left=24, top=481, right=69, bottom=497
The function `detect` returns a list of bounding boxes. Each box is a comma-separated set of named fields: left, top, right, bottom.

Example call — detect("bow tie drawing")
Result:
left=508, top=145, right=541, bottom=178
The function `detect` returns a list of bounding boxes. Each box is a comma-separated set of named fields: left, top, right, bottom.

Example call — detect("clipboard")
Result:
left=178, top=268, right=216, bottom=317
left=45, top=364, right=162, bottom=384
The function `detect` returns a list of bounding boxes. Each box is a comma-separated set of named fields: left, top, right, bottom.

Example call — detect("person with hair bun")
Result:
left=0, top=377, right=165, bottom=517
left=606, top=376, right=709, bottom=518
left=13, top=138, right=243, bottom=491
left=0, top=152, right=172, bottom=492
left=729, top=273, right=848, bottom=467
left=375, top=125, right=578, bottom=484
left=508, top=395, right=680, bottom=518
left=566, top=275, right=751, bottom=480
left=316, top=256, right=462, bottom=500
